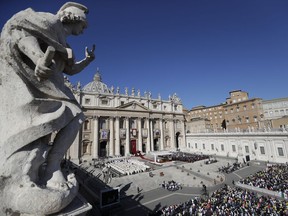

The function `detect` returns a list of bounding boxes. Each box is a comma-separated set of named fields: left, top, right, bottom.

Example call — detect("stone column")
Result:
left=115, top=117, right=120, bottom=156
left=69, top=131, right=80, bottom=164
left=92, top=116, right=99, bottom=159
left=125, top=117, right=130, bottom=156
left=138, top=118, right=143, bottom=152
left=150, top=119, right=154, bottom=151
left=268, top=139, right=276, bottom=163
left=109, top=117, right=114, bottom=156
left=146, top=118, right=151, bottom=152
left=181, top=120, right=186, bottom=149
left=170, top=119, right=175, bottom=149
left=159, top=118, right=164, bottom=150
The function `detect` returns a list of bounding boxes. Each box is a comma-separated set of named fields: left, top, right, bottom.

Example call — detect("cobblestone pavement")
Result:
left=107, top=156, right=237, bottom=196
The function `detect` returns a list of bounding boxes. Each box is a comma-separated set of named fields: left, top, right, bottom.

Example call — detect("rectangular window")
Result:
left=101, top=99, right=108, bottom=105
left=211, top=144, right=214, bottom=150
left=221, top=144, right=224, bottom=151
left=260, top=146, right=265, bottom=155
left=278, top=147, right=284, bottom=156
left=85, top=98, right=91, bottom=104
left=246, top=117, right=249, bottom=123
left=245, top=146, right=249, bottom=153
left=84, top=120, right=90, bottom=130
left=202, top=143, right=205, bottom=149
left=195, top=143, right=197, bottom=149
left=232, top=145, right=236, bottom=152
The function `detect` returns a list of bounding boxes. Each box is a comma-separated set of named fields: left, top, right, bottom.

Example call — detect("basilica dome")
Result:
left=82, top=71, right=111, bottom=94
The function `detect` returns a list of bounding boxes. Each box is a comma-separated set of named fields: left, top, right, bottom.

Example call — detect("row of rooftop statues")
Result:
left=0, top=2, right=95, bottom=215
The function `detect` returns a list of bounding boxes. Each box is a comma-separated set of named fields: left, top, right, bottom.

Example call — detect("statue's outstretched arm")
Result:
left=64, top=44, right=95, bottom=75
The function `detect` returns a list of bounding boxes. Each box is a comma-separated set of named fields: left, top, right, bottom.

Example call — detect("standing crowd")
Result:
left=154, top=162, right=288, bottom=216
left=155, top=184, right=288, bottom=215
left=171, top=152, right=209, bottom=163
left=239, top=163, right=288, bottom=199
left=161, top=180, right=182, bottom=191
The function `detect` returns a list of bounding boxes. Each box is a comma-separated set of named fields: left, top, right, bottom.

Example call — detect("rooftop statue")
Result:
left=0, top=2, right=95, bottom=215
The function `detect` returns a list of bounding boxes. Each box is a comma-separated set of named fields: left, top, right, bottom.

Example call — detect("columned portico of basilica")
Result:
left=66, top=71, right=186, bottom=163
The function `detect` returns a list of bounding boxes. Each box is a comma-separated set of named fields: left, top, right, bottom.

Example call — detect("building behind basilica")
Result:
left=67, top=71, right=186, bottom=163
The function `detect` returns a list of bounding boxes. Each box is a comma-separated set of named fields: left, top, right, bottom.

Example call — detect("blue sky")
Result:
left=1, top=0, right=288, bottom=109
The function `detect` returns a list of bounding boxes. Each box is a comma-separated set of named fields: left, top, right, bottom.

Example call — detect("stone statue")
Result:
left=0, top=2, right=95, bottom=215
left=76, top=81, right=81, bottom=90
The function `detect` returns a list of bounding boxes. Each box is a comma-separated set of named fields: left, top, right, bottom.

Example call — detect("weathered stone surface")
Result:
left=0, top=2, right=95, bottom=215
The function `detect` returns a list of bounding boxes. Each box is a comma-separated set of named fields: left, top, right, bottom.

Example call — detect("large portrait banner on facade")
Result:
left=100, top=129, right=109, bottom=140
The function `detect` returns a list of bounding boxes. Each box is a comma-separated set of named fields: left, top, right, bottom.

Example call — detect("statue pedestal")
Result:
left=50, top=194, right=92, bottom=216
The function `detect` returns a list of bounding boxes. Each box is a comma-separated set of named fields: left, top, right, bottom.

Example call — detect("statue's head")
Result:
left=57, top=2, right=88, bottom=27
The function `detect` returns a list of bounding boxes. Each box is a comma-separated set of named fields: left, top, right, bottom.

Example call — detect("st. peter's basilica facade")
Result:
left=66, top=70, right=186, bottom=163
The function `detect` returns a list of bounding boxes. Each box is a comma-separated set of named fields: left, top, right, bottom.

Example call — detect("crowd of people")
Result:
left=204, top=158, right=218, bottom=165
left=78, top=153, right=288, bottom=215
left=218, top=161, right=243, bottom=174
left=161, top=180, right=182, bottom=191
left=171, top=152, right=209, bottom=163
left=239, top=163, right=288, bottom=198
left=155, top=184, right=288, bottom=215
